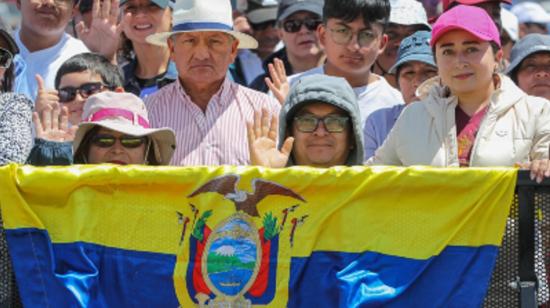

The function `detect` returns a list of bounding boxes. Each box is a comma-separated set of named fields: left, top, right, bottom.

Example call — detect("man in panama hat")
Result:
left=145, top=0, right=281, bottom=166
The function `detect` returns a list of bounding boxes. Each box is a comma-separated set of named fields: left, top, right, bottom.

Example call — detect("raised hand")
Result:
left=34, top=74, right=60, bottom=114
left=265, top=58, right=290, bottom=105
left=76, top=0, right=123, bottom=63
left=246, top=109, right=294, bottom=168
left=33, top=104, right=78, bottom=142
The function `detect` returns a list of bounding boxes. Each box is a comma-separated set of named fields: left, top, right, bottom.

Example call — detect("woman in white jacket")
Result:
left=368, top=4, right=550, bottom=182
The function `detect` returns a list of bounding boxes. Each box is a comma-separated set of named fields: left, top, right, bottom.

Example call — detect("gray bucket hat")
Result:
left=506, top=34, right=550, bottom=75
left=389, top=30, right=436, bottom=74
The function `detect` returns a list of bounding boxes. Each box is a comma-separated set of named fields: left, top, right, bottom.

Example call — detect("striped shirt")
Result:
left=145, top=77, right=280, bottom=166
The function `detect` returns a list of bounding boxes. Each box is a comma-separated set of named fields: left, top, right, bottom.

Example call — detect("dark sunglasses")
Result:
left=282, top=18, right=321, bottom=33
left=294, top=114, right=350, bottom=133
left=251, top=20, right=276, bottom=31
left=0, top=48, right=13, bottom=69
left=91, top=134, right=147, bottom=148
left=58, top=82, right=109, bottom=103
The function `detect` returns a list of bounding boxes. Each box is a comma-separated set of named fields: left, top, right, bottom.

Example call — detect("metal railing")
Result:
left=1, top=170, right=547, bottom=308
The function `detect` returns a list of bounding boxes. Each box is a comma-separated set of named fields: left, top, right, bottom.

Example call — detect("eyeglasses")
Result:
left=0, top=48, right=13, bottom=69
left=251, top=20, right=276, bottom=31
left=58, top=82, right=109, bottom=103
left=293, top=114, right=350, bottom=133
left=91, top=134, right=147, bottom=148
left=282, top=18, right=321, bottom=33
left=328, top=27, right=378, bottom=47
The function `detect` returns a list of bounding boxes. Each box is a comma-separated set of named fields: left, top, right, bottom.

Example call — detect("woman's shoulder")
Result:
left=0, top=92, right=33, bottom=112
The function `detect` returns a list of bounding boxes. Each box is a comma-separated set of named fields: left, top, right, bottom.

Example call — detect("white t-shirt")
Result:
left=15, top=31, right=89, bottom=100
left=287, top=66, right=405, bottom=126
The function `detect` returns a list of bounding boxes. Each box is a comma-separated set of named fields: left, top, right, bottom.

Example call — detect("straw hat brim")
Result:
left=73, top=121, right=176, bottom=165
left=146, top=29, right=258, bottom=49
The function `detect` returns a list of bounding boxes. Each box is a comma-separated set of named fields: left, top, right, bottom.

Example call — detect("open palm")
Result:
left=247, top=109, right=294, bottom=168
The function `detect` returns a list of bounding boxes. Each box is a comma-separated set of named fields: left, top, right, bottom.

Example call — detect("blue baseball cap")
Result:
left=389, top=31, right=436, bottom=74
left=506, top=34, right=550, bottom=76
left=119, top=0, right=174, bottom=8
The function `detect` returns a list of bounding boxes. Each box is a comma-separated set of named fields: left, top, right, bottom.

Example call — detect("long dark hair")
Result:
left=74, top=126, right=160, bottom=165
left=0, top=28, right=18, bottom=93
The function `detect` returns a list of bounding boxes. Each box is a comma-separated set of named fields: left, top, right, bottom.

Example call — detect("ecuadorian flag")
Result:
left=0, top=164, right=515, bottom=307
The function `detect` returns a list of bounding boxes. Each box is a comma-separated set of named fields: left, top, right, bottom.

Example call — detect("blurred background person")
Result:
left=231, top=0, right=280, bottom=85
left=506, top=33, right=550, bottom=101
left=500, top=7, right=519, bottom=66
left=249, top=0, right=324, bottom=92
left=364, top=30, right=437, bottom=159
left=442, top=0, right=511, bottom=30
left=511, top=2, right=550, bottom=38
left=373, top=0, right=431, bottom=88
left=119, top=0, right=176, bottom=98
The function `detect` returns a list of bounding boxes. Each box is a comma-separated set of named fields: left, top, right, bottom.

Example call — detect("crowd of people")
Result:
left=0, top=0, right=549, bottom=180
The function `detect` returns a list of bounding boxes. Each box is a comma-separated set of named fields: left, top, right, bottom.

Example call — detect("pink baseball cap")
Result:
left=442, top=0, right=512, bottom=11
left=431, top=5, right=501, bottom=48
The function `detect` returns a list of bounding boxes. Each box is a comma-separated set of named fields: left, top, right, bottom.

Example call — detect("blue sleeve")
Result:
left=26, top=139, right=73, bottom=166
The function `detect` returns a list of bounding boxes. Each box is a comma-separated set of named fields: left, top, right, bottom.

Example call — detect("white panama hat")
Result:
left=146, top=0, right=258, bottom=49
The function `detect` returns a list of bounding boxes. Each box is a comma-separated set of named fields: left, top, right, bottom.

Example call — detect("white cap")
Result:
left=389, top=0, right=431, bottom=29
left=501, top=7, right=519, bottom=42
left=511, top=2, right=550, bottom=24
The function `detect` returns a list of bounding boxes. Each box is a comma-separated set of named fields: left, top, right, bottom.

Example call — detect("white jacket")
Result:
left=368, top=75, right=550, bottom=167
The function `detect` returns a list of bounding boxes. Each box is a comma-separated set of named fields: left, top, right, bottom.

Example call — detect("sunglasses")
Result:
left=58, top=82, right=109, bottom=103
left=294, top=114, right=350, bottom=133
left=91, top=134, right=147, bottom=148
left=251, top=20, right=276, bottom=31
left=0, top=48, right=13, bottom=69
left=282, top=18, right=321, bottom=33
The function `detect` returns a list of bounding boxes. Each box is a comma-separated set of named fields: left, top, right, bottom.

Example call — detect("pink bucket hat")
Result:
left=431, top=5, right=501, bottom=48
left=73, top=92, right=176, bottom=165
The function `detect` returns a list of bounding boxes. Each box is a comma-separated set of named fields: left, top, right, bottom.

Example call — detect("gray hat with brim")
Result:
left=277, top=0, right=323, bottom=22
left=506, top=33, right=550, bottom=75
left=119, top=0, right=174, bottom=8
left=389, top=31, right=436, bottom=74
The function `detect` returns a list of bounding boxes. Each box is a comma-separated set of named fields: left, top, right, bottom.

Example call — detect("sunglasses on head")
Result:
left=0, top=48, right=13, bottom=69
left=58, top=82, right=109, bottom=103
left=91, top=134, right=147, bottom=148
left=294, top=114, right=350, bottom=133
left=282, top=18, right=321, bottom=33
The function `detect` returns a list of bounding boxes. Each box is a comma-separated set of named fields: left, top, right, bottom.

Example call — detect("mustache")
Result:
left=35, top=5, right=60, bottom=16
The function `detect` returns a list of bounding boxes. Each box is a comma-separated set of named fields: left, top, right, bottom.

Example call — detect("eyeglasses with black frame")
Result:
left=58, top=82, right=112, bottom=103
left=91, top=134, right=147, bottom=149
left=328, top=26, right=378, bottom=47
left=251, top=20, right=277, bottom=31
left=282, top=18, right=321, bottom=33
left=293, top=114, right=350, bottom=133
left=0, top=48, right=13, bottom=69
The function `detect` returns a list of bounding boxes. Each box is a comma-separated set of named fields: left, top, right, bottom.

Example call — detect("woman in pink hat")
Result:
left=72, top=91, right=176, bottom=165
left=368, top=5, right=550, bottom=182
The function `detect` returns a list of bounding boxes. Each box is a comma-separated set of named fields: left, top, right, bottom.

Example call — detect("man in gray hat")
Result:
left=507, top=33, right=550, bottom=101
left=249, top=0, right=325, bottom=92
left=247, top=74, right=364, bottom=167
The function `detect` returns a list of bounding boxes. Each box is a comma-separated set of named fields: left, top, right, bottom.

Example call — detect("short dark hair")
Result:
left=54, top=53, right=123, bottom=89
left=323, top=0, right=390, bottom=32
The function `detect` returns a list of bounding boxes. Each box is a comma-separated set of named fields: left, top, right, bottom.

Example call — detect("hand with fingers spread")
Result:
left=34, top=74, right=60, bottom=114
left=517, top=159, right=550, bottom=184
left=246, top=109, right=294, bottom=168
left=76, top=0, right=123, bottom=63
left=265, top=58, right=290, bottom=105
left=33, top=104, right=78, bottom=143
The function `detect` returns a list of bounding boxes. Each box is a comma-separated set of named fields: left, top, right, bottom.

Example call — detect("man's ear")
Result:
left=377, top=34, right=389, bottom=56
left=230, top=38, right=239, bottom=60
left=167, top=36, right=176, bottom=62
left=318, top=24, right=326, bottom=49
